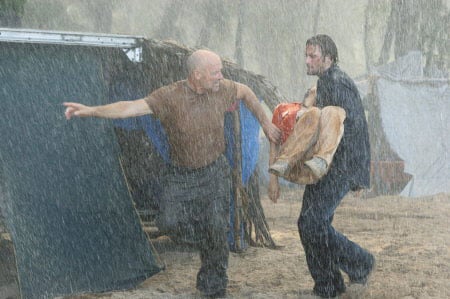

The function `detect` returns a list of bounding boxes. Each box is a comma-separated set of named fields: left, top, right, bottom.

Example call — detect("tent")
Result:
left=357, top=51, right=450, bottom=197
left=0, top=28, right=163, bottom=299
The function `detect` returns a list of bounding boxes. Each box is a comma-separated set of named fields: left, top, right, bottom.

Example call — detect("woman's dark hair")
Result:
left=306, top=34, right=339, bottom=64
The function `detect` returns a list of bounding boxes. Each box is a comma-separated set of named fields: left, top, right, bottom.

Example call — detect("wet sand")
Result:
left=61, top=188, right=450, bottom=299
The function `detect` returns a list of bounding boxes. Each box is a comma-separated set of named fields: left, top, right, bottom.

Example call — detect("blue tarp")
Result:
left=114, top=100, right=261, bottom=185
left=114, top=100, right=262, bottom=252
left=224, top=101, right=261, bottom=185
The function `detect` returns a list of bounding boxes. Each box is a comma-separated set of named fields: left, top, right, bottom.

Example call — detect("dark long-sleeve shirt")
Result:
left=316, top=65, right=371, bottom=189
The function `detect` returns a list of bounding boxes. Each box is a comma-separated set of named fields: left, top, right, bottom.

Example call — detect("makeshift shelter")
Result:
left=107, top=37, right=284, bottom=251
left=0, top=28, right=285, bottom=298
left=0, top=28, right=162, bottom=299
left=357, top=51, right=450, bottom=197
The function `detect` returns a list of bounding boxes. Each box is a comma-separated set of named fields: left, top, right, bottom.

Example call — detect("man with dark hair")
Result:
left=64, top=49, right=281, bottom=298
left=297, top=34, right=375, bottom=298
left=306, top=34, right=339, bottom=64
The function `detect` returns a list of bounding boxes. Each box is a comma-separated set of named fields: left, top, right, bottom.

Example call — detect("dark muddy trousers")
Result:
left=156, top=155, right=231, bottom=295
left=298, top=173, right=374, bottom=297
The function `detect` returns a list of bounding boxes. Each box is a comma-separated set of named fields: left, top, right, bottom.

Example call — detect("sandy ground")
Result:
left=67, top=187, right=450, bottom=299
left=2, top=188, right=450, bottom=299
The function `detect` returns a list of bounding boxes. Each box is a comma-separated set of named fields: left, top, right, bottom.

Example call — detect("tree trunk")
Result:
left=196, top=1, right=227, bottom=48
left=312, top=0, right=321, bottom=35
left=234, top=0, right=245, bottom=66
left=363, top=0, right=373, bottom=72
left=85, top=0, right=113, bottom=33
left=155, top=0, right=184, bottom=41
left=0, top=0, right=25, bottom=28
left=378, top=0, right=397, bottom=65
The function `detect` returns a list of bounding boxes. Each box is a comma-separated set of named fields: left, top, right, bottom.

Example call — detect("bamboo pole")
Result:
left=232, top=109, right=244, bottom=251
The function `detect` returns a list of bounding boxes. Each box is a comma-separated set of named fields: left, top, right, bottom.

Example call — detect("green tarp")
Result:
left=0, top=42, right=162, bottom=299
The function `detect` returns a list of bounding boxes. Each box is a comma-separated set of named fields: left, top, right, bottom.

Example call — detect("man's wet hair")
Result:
left=306, top=34, right=339, bottom=64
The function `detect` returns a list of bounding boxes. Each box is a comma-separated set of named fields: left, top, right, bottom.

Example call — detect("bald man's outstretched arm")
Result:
left=64, top=99, right=152, bottom=120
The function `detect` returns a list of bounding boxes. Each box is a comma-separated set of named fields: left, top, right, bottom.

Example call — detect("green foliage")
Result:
left=0, top=0, right=27, bottom=16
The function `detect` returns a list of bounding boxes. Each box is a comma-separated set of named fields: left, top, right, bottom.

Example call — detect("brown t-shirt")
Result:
left=145, top=79, right=238, bottom=168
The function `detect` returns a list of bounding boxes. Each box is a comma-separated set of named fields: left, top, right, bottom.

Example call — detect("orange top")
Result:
left=272, top=102, right=302, bottom=144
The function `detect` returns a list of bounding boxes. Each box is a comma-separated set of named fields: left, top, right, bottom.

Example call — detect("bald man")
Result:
left=64, top=49, right=281, bottom=298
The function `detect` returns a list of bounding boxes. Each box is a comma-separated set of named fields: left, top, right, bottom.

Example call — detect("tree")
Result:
left=234, top=0, right=245, bottom=66
left=83, top=0, right=115, bottom=33
left=195, top=1, right=229, bottom=49
left=154, top=0, right=185, bottom=41
left=378, top=0, right=449, bottom=75
left=0, top=0, right=26, bottom=27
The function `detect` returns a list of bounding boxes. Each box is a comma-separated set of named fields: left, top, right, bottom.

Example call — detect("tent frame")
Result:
left=0, top=27, right=144, bottom=62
